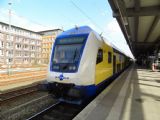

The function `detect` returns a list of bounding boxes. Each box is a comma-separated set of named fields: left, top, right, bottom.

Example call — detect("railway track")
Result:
left=27, top=101, right=83, bottom=120
left=0, top=85, right=39, bottom=103
left=0, top=70, right=47, bottom=86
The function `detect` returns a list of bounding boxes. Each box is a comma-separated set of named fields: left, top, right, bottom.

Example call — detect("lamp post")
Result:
left=8, top=1, right=12, bottom=75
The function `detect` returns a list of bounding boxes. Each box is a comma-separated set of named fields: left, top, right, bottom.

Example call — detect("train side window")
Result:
left=108, top=52, right=112, bottom=63
left=119, top=55, right=122, bottom=62
left=96, top=49, right=103, bottom=64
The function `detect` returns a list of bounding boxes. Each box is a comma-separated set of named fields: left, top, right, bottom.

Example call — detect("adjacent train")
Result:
left=47, top=26, right=130, bottom=104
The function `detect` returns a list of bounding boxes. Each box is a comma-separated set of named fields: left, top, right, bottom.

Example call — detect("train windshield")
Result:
left=52, top=36, right=86, bottom=64
left=51, top=36, right=87, bottom=72
left=53, top=44, right=82, bottom=64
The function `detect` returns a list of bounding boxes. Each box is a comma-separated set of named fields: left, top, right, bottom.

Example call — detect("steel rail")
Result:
left=0, top=85, right=39, bottom=103
left=26, top=101, right=61, bottom=120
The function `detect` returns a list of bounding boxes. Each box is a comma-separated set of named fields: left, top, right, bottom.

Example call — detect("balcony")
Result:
left=6, top=46, right=14, bottom=49
left=0, top=27, right=41, bottom=40
left=24, top=40, right=29, bottom=44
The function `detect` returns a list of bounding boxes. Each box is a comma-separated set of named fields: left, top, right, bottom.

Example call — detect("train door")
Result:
left=113, top=55, right=116, bottom=74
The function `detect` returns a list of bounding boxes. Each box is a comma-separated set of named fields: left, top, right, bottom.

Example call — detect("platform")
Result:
left=74, top=65, right=160, bottom=120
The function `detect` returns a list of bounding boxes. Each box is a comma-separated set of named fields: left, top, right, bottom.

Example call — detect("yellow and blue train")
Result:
left=47, top=26, right=130, bottom=104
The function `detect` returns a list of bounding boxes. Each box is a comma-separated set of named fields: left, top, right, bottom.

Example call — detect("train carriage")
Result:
left=47, top=26, right=130, bottom=104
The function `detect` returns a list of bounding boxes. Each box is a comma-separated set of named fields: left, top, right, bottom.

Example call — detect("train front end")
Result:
left=47, top=26, right=97, bottom=104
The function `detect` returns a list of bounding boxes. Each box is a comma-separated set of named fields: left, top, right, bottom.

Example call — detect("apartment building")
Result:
left=39, top=29, right=62, bottom=64
left=0, top=22, right=42, bottom=68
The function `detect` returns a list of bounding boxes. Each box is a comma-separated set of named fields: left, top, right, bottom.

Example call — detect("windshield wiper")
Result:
left=73, top=48, right=78, bottom=62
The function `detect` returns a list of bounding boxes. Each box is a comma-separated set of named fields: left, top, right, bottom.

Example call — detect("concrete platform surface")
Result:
left=74, top=65, right=160, bottom=120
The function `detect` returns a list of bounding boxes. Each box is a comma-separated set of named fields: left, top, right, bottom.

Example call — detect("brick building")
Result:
left=38, top=29, right=62, bottom=64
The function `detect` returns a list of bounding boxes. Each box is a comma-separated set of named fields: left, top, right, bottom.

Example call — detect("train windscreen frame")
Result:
left=50, top=34, right=88, bottom=72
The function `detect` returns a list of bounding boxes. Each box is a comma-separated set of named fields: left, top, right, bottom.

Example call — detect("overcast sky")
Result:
left=0, top=0, right=134, bottom=58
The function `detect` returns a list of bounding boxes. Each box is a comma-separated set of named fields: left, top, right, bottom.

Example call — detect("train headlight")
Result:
left=72, top=66, right=76, bottom=70
left=53, top=65, right=59, bottom=69
left=69, top=65, right=76, bottom=71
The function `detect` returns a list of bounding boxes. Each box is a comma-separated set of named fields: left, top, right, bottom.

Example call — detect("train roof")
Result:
left=58, top=26, right=92, bottom=36
left=57, top=26, right=129, bottom=58
left=102, top=37, right=127, bottom=56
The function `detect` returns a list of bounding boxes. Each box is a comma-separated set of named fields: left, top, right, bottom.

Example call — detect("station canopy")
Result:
left=108, top=0, right=160, bottom=58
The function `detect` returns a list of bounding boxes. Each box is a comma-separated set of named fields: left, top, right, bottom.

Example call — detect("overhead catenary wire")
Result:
left=0, top=9, right=53, bottom=31
left=70, top=0, right=105, bottom=33
left=70, top=0, right=120, bottom=41
left=70, top=0, right=132, bottom=58
left=70, top=1, right=118, bottom=43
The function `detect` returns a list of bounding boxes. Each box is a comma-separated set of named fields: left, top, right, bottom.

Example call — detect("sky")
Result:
left=0, top=0, right=134, bottom=58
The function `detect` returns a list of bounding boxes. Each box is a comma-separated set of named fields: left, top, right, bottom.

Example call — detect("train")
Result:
left=47, top=26, right=130, bottom=104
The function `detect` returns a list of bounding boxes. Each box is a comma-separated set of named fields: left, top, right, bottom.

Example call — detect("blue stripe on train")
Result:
left=74, top=73, right=121, bottom=97
left=74, top=85, right=97, bottom=97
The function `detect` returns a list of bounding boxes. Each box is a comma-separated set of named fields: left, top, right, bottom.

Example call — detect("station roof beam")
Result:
left=108, top=0, right=160, bottom=58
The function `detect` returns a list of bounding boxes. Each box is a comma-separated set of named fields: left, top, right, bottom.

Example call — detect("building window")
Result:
left=16, top=44, right=21, bottom=49
left=31, top=46, right=35, bottom=50
left=0, top=33, right=4, bottom=39
left=0, top=41, right=4, bottom=48
left=0, top=50, right=4, bottom=56
left=8, top=58, right=13, bottom=63
left=119, top=55, right=122, bottom=62
left=108, top=52, right=112, bottom=63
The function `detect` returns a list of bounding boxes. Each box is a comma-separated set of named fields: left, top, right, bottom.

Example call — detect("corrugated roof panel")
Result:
left=128, top=17, right=135, bottom=41
left=138, top=16, right=155, bottom=42
left=141, top=0, right=160, bottom=7
left=108, top=0, right=160, bottom=57
left=147, top=20, right=160, bottom=42
left=124, top=0, right=135, bottom=8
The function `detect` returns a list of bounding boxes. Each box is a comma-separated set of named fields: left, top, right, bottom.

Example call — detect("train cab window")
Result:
left=96, top=49, right=103, bottom=64
left=108, top=52, right=112, bottom=63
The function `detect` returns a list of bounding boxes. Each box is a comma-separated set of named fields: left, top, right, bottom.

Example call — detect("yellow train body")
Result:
left=95, top=42, right=125, bottom=85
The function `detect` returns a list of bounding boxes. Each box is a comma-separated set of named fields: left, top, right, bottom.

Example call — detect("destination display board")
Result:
left=57, top=37, right=85, bottom=44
